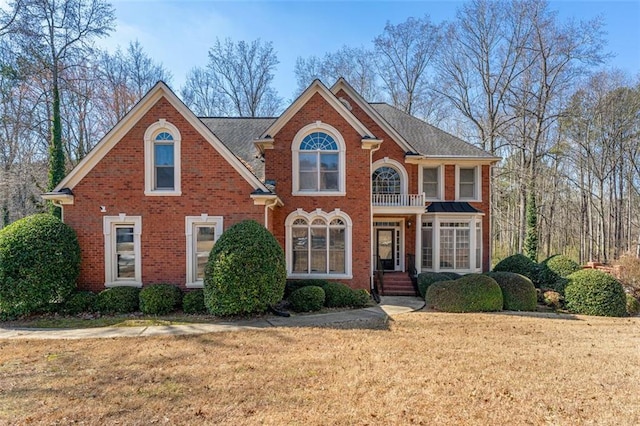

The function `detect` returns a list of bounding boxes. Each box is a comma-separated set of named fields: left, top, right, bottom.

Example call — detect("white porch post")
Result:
left=415, top=213, right=422, bottom=274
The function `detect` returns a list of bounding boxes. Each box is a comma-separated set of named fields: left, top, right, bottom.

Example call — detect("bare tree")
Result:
left=180, top=66, right=230, bottom=117
left=206, top=38, right=281, bottom=117
left=374, top=15, right=442, bottom=116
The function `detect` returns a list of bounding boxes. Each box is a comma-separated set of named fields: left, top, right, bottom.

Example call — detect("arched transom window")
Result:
left=144, top=119, right=181, bottom=196
left=372, top=166, right=401, bottom=194
left=298, top=131, right=339, bottom=192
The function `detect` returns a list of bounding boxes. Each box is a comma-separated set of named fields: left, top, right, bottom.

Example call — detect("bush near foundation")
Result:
left=417, top=272, right=451, bottom=298
left=96, top=286, right=140, bottom=314
left=139, top=284, right=182, bottom=315
left=289, top=286, right=325, bottom=312
left=538, top=255, right=581, bottom=293
left=486, top=272, right=537, bottom=311
left=284, top=279, right=329, bottom=299
left=493, top=254, right=538, bottom=284
left=0, top=214, right=81, bottom=317
left=183, top=290, right=207, bottom=314
left=426, top=274, right=503, bottom=313
left=565, top=269, right=627, bottom=317
left=204, top=220, right=286, bottom=316
left=626, top=294, right=640, bottom=316
left=62, top=291, right=97, bottom=315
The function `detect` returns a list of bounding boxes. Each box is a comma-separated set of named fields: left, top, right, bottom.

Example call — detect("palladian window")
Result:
left=298, top=132, right=339, bottom=192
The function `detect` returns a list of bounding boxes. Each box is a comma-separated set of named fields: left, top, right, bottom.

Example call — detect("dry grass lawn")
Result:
left=1, top=311, right=639, bottom=425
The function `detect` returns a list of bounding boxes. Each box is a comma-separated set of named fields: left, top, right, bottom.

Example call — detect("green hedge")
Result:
left=486, top=272, right=536, bottom=311
left=626, top=294, right=640, bottom=316
left=96, top=286, right=140, bottom=314
left=538, top=255, right=581, bottom=293
left=493, top=254, right=538, bottom=283
left=0, top=214, right=81, bottom=317
left=62, top=291, right=96, bottom=315
left=565, top=269, right=627, bottom=317
left=204, top=220, right=286, bottom=316
left=139, top=284, right=182, bottom=315
left=284, top=279, right=329, bottom=299
left=426, top=274, right=503, bottom=313
left=417, top=272, right=450, bottom=298
left=289, top=286, right=325, bottom=312
left=183, top=290, right=207, bottom=314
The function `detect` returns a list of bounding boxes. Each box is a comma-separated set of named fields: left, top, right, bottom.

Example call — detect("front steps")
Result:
left=380, top=272, right=418, bottom=296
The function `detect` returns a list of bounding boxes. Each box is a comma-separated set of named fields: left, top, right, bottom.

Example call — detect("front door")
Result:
left=377, top=229, right=395, bottom=271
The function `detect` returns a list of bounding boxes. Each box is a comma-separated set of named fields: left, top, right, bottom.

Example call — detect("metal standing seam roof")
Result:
left=425, top=202, right=481, bottom=214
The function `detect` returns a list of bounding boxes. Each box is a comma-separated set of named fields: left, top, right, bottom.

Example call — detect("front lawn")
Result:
left=1, top=311, right=638, bottom=424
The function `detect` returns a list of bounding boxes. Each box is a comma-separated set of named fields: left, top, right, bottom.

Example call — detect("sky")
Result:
left=102, top=0, right=640, bottom=101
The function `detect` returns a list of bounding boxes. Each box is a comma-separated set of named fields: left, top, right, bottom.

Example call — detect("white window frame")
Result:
left=103, top=214, right=142, bottom=287
left=185, top=215, right=224, bottom=288
left=291, top=121, right=346, bottom=196
left=420, top=214, right=483, bottom=273
left=455, top=165, right=481, bottom=202
left=285, top=208, right=352, bottom=279
left=144, top=119, right=182, bottom=196
left=418, top=165, right=444, bottom=201
left=372, top=158, right=408, bottom=195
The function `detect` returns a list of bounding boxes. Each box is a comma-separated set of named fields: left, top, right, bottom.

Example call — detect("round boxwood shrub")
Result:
left=62, top=291, right=96, bottom=315
left=538, top=255, right=581, bottom=293
left=564, top=269, right=627, bottom=317
left=626, top=294, right=640, bottom=316
left=493, top=254, right=538, bottom=283
left=417, top=272, right=450, bottom=298
left=139, top=284, right=182, bottom=315
left=323, top=282, right=356, bottom=308
left=0, top=213, right=81, bottom=316
left=289, top=286, right=325, bottom=312
left=95, top=286, right=141, bottom=314
left=349, top=289, right=370, bottom=308
left=426, top=274, right=503, bottom=313
left=440, top=272, right=462, bottom=280
left=485, top=272, right=536, bottom=311
left=284, top=279, right=329, bottom=299
left=204, top=220, right=286, bottom=316
left=183, top=289, right=207, bottom=314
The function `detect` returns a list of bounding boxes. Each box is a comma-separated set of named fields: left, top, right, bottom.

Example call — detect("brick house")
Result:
left=43, top=79, right=499, bottom=295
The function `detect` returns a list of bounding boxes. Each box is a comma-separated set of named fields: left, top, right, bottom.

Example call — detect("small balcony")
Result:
left=372, top=193, right=426, bottom=214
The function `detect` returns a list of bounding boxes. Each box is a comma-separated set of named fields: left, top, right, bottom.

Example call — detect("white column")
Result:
left=415, top=213, right=422, bottom=274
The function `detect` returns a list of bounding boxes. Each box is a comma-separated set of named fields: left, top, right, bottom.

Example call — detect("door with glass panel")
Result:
left=376, top=229, right=395, bottom=271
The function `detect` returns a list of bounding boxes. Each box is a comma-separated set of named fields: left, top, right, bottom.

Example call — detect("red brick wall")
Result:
left=63, top=97, right=264, bottom=292
left=265, top=92, right=372, bottom=290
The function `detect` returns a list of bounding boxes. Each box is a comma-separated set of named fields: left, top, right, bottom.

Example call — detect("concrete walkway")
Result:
left=0, top=296, right=425, bottom=340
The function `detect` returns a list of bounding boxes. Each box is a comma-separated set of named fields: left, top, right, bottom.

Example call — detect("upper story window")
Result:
left=422, top=166, right=442, bottom=200
left=144, top=119, right=181, bottom=196
left=456, top=166, right=480, bottom=201
left=292, top=122, right=345, bottom=196
left=372, top=166, right=401, bottom=194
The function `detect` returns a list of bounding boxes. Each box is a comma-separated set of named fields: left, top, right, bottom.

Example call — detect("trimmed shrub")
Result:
left=417, top=272, right=450, bottom=298
left=486, top=272, right=536, bottom=311
left=62, top=291, right=96, bottom=315
left=204, top=220, right=286, bottom=316
left=96, top=286, right=141, bottom=314
left=538, top=255, right=581, bottom=293
left=440, top=272, right=462, bottom=280
left=183, top=290, right=207, bottom=314
left=0, top=214, right=81, bottom=316
left=565, top=269, right=627, bottom=317
left=289, top=286, right=325, bottom=312
left=493, top=254, right=538, bottom=283
left=626, top=294, right=640, bottom=316
left=350, top=289, right=371, bottom=308
left=426, top=274, right=503, bottom=313
left=323, top=282, right=356, bottom=308
left=284, top=279, right=329, bottom=299
left=139, top=284, right=182, bottom=315
left=542, top=290, right=563, bottom=310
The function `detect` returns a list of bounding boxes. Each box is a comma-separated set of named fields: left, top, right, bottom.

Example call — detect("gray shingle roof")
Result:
left=369, top=103, right=494, bottom=158
left=200, top=117, right=275, bottom=180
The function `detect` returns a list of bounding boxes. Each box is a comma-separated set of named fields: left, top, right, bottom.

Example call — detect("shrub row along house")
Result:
left=43, top=79, right=500, bottom=295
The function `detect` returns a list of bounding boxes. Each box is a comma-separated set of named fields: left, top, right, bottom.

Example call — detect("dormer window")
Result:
left=292, top=122, right=346, bottom=196
left=144, top=120, right=181, bottom=196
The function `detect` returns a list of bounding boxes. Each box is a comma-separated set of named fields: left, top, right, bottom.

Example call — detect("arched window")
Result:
left=292, top=123, right=345, bottom=195
left=287, top=209, right=352, bottom=277
left=144, top=119, right=181, bottom=196
left=372, top=166, right=401, bottom=194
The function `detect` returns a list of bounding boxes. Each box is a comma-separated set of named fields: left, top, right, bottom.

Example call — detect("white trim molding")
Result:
left=285, top=208, right=353, bottom=279
left=103, top=214, right=142, bottom=287
left=372, top=157, right=409, bottom=195
left=291, top=121, right=346, bottom=196
left=185, top=215, right=224, bottom=288
left=455, top=165, right=482, bottom=202
left=144, top=119, right=182, bottom=196
left=418, top=164, right=444, bottom=201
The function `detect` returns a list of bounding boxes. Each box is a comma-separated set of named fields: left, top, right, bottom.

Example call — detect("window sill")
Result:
left=292, top=191, right=346, bottom=197
left=145, top=190, right=182, bottom=197
left=455, top=198, right=482, bottom=203
left=105, top=281, right=142, bottom=288
left=288, top=273, right=353, bottom=280
left=186, top=282, right=204, bottom=289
